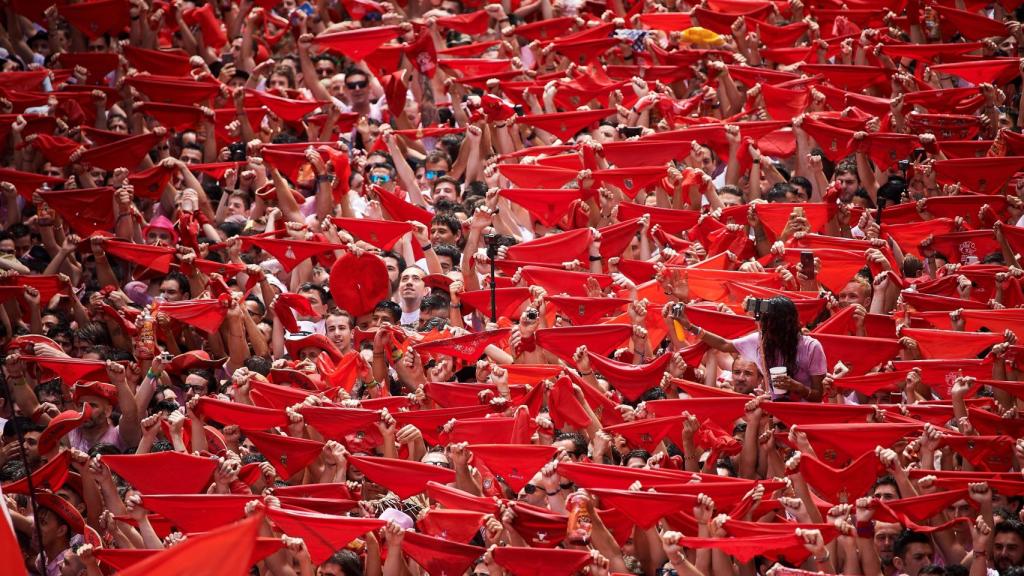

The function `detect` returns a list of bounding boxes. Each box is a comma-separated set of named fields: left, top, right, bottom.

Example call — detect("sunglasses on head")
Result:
left=346, top=79, right=369, bottom=90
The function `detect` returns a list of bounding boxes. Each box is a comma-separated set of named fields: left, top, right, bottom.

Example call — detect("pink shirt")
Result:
left=68, top=424, right=128, bottom=453
left=730, top=331, right=827, bottom=392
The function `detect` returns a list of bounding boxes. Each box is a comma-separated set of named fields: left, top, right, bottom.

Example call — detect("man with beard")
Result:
left=66, top=363, right=141, bottom=452
left=875, top=521, right=904, bottom=576
left=995, top=520, right=1024, bottom=574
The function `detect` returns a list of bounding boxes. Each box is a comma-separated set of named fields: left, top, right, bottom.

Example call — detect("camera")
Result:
left=483, top=233, right=516, bottom=249
left=619, top=126, right=642, bottom=138
left=744, top=297, right=771, bottom=318
left=228, top=142, right=247, bottom=162
left=671, top=303, right=683, bottom=317
left=525, top=308, right=539, bottom=321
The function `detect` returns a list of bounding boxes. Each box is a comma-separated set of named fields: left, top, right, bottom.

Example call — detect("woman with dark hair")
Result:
left=669, top=296, right=827, bottom=402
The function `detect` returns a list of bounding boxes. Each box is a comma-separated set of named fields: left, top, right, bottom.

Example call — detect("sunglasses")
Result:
left=346, top=79, right=369, bottom=90
left=369, top=174, right=391, bottom=184
left=522, top=484, right=538, bottom=495
left=424, top=460, right=452, bottom=469
left=425, top=169, right=446, bottom=181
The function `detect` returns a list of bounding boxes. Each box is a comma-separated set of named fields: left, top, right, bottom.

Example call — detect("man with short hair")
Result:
left=396, top=267, right=430, bottom=326
left=995, top=520, right=1024, bottom=574
left=892, top=530, right=935, bottom=576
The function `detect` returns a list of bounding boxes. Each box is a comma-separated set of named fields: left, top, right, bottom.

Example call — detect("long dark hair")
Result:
left=760, top=297, right=801, bottom=377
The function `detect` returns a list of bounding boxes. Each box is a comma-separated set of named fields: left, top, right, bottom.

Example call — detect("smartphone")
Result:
left=791, top=206, right=805, bottom=219
left=222, top=53, right=234, bottom=65
left=297, top=1, right=315, bottom=14
left=800, top=251, right=816, bottom=280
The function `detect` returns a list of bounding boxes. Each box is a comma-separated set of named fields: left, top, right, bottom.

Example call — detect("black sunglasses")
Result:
left=346, top=80, right=368, bottom=90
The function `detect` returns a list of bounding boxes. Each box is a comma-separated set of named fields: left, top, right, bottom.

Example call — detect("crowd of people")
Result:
left=2, top=0, right=1024, bottom=575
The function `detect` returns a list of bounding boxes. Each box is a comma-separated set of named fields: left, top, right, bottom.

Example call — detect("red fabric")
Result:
left=546, top=295, right=628, bottom=324
left=548, top=375, right=593, bottom=429
left=414, top=328, right=510, bottom=362
left=241, top=237, right=340, bottom=273
left=459, top=287, right=531, bottom=319
left=812, top=333, right=902, bottom=376
left=589, top=488, right=697, bottom=528
left=330, top=217, right=411, bottom=251
left=137, top=102, right=205, bottom=132
left=116, top=514, right=263, bottom=576
left=516, top=16, right=576, bottom=40
left=158, top=299, right=228, bottom=333
left=585, top=351, right=672, bottom=402
left=38, top=405, right=91, bottom=454
left=0, top=167, right=63, bottom=198
left=535, top=324, right=631, bottom=363
left=127, top=164, right=177, bottom=199
left=419, top=509, right=487, bottom=543
left=38, top=187, right=115, bottom=235
left=101, top=240, right=176, bottom=273
left=103, top=452, right=218, bottom=494
left=892, top=358, right=992, bottom=398
left=243, top=430, right=325, bottom=478
left=468, top=444, right=556, bottom=492
left=122, top=46, right=192, bottom=76
left=930, top=230, right=1002, bottom=264
left=313, top=26, right=400, bottom=60
left=28, top=134, right=82, bottom=166
left=594, top=166, right=669, bottom=198
left=346, top=455, right=455, bottom=499
left=799, top=450, right=882, bottom=504
left=519, top=109, right=614, bottom=141
left=272, top=293, right=320, bottom=334
left=372, top=185, right=433, bottom=226
left=400, top=530, right=484, bottom=574
left=126, top=75, right=221, bottom=105
left=195, top=397, right=288, bottom=429
left=899, top=327, right=1003, bottom=360
left=763, top=402, right=875, bottom=426
left=425, top=481, right=500, bottom=514
left=520, top=266, right=612, bottom=297
left=58, top=0, right=130, bottom=40
left=833, top=370, right=909, bottom=396
left=676, top=533, right=809, bottom=563
left=506, top=502, right=568, bottom=547
left=941, top=435, right=1016, bottom=471
left=786, top=423, right=922, bottom=465
left=79, top=131, right=163, bottom=172
left=405, top=31, right=437, bottom=77
left=642, top=398, right=749, bottom=430
left=21, top=356, right=107, bottom=384
left=2, top=451, right=70, bottom=494
left=883, top=219, right=956, bottom=257
left=436, top=11, right=489, bottom=34
left=266, top=507, right=384, bottom=564
left=327, top=251, right=390, bottom=317
left=492, top=546, right=591, bottom=576
left=934, top=5, right=1010, bottom=39
left=497, top=163, right=578, bottom=188
left=499, top=188, right=582, bottom=227
left=140, top=494, right=255, bottom=532
left=603, top=415, right=684, bottom=452
left=300, top=406, right=383, bottom=446
left=601, top=141, right=693, bottom=168
left=182, top=4, right=227, bottom=50
left=932, top=157, right=1024, bottom=193
left=506, top=228, right=592, bottom=265
left=248, top=90, right=325, bottom=122
left=597, top=218, right=643, bottom=263
left=618, top=202, right=700, bottom=235
left=799, top=117, right=856, bottom=161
